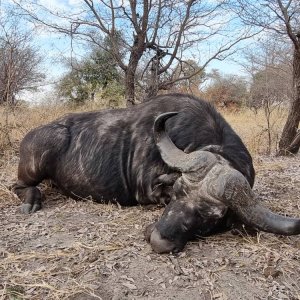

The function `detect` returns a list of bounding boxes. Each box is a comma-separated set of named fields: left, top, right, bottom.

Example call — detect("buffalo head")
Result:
left=146, top=112, right=300, bottom=253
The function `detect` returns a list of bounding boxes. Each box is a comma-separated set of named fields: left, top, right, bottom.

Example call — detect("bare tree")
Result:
left=13, top=0, right=257, bottom=106
left=240, top=35, right=293, bottom=108
left=171, top=60, right=206, bottom=95
left=0, top=15, right=44, bottom=106
left=233, top=0, right=300, bottom=155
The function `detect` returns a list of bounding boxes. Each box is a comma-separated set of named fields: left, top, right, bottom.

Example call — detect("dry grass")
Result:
left=0, top=101, right=287, bottom=158
left=0, top=101, right=110, bottom=156
left=1, top=188, right=299, bottom=299
left=221, top=107, right=287, bottom=155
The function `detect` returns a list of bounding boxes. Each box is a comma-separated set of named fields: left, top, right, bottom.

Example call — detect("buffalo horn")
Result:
left=153, top=112, right=215, bottom=173
left=223, top=171, right=300, bottom=235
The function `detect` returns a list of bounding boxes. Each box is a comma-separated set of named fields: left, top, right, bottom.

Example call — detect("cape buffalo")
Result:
left=13, top=93, right=300, bottom=253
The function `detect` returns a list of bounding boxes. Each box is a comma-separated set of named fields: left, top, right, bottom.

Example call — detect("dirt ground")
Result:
left=0, top=153, right=300, bottom=300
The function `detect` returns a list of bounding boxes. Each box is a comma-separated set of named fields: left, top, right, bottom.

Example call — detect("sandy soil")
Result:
left=0, top=154, right=300, bottom=300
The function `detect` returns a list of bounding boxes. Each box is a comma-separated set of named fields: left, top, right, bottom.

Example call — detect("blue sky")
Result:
left=1, top=0, right=252, bottom=103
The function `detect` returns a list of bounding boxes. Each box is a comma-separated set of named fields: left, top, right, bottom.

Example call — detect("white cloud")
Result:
left=38, top=0, right=69, bottom=12
left=68, top=0, right=82, bottom=6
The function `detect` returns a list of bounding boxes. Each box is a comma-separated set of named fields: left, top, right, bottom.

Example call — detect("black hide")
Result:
left=15, top=93, right=254, bottom=209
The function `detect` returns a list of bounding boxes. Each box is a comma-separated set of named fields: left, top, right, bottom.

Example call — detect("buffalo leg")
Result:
left=13, top=123, right=70, bottom=214
left=12, top=133, right=46, bottom=214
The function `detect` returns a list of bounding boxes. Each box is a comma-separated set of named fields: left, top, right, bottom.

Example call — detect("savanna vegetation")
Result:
left=0, top=0, right=300, bottom=299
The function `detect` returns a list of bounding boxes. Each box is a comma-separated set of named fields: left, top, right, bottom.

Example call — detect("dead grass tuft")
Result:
left=0, top=101, right=110, bottom=157
left=222, top=107, right=287, bottom=155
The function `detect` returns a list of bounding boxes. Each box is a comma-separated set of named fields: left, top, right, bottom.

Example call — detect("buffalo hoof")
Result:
left=144, top=222, right=156, bottom=242
left=20, top=203, right=42, bottom=214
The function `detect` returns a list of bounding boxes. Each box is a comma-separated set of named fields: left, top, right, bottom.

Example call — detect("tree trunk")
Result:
left=125, top=68, right=136, bottom=106
left=278, top=44, right=300, bottom=155
left=124, top=34, right=147, bottom=106
left=145, top=56, right=159, bottom=100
